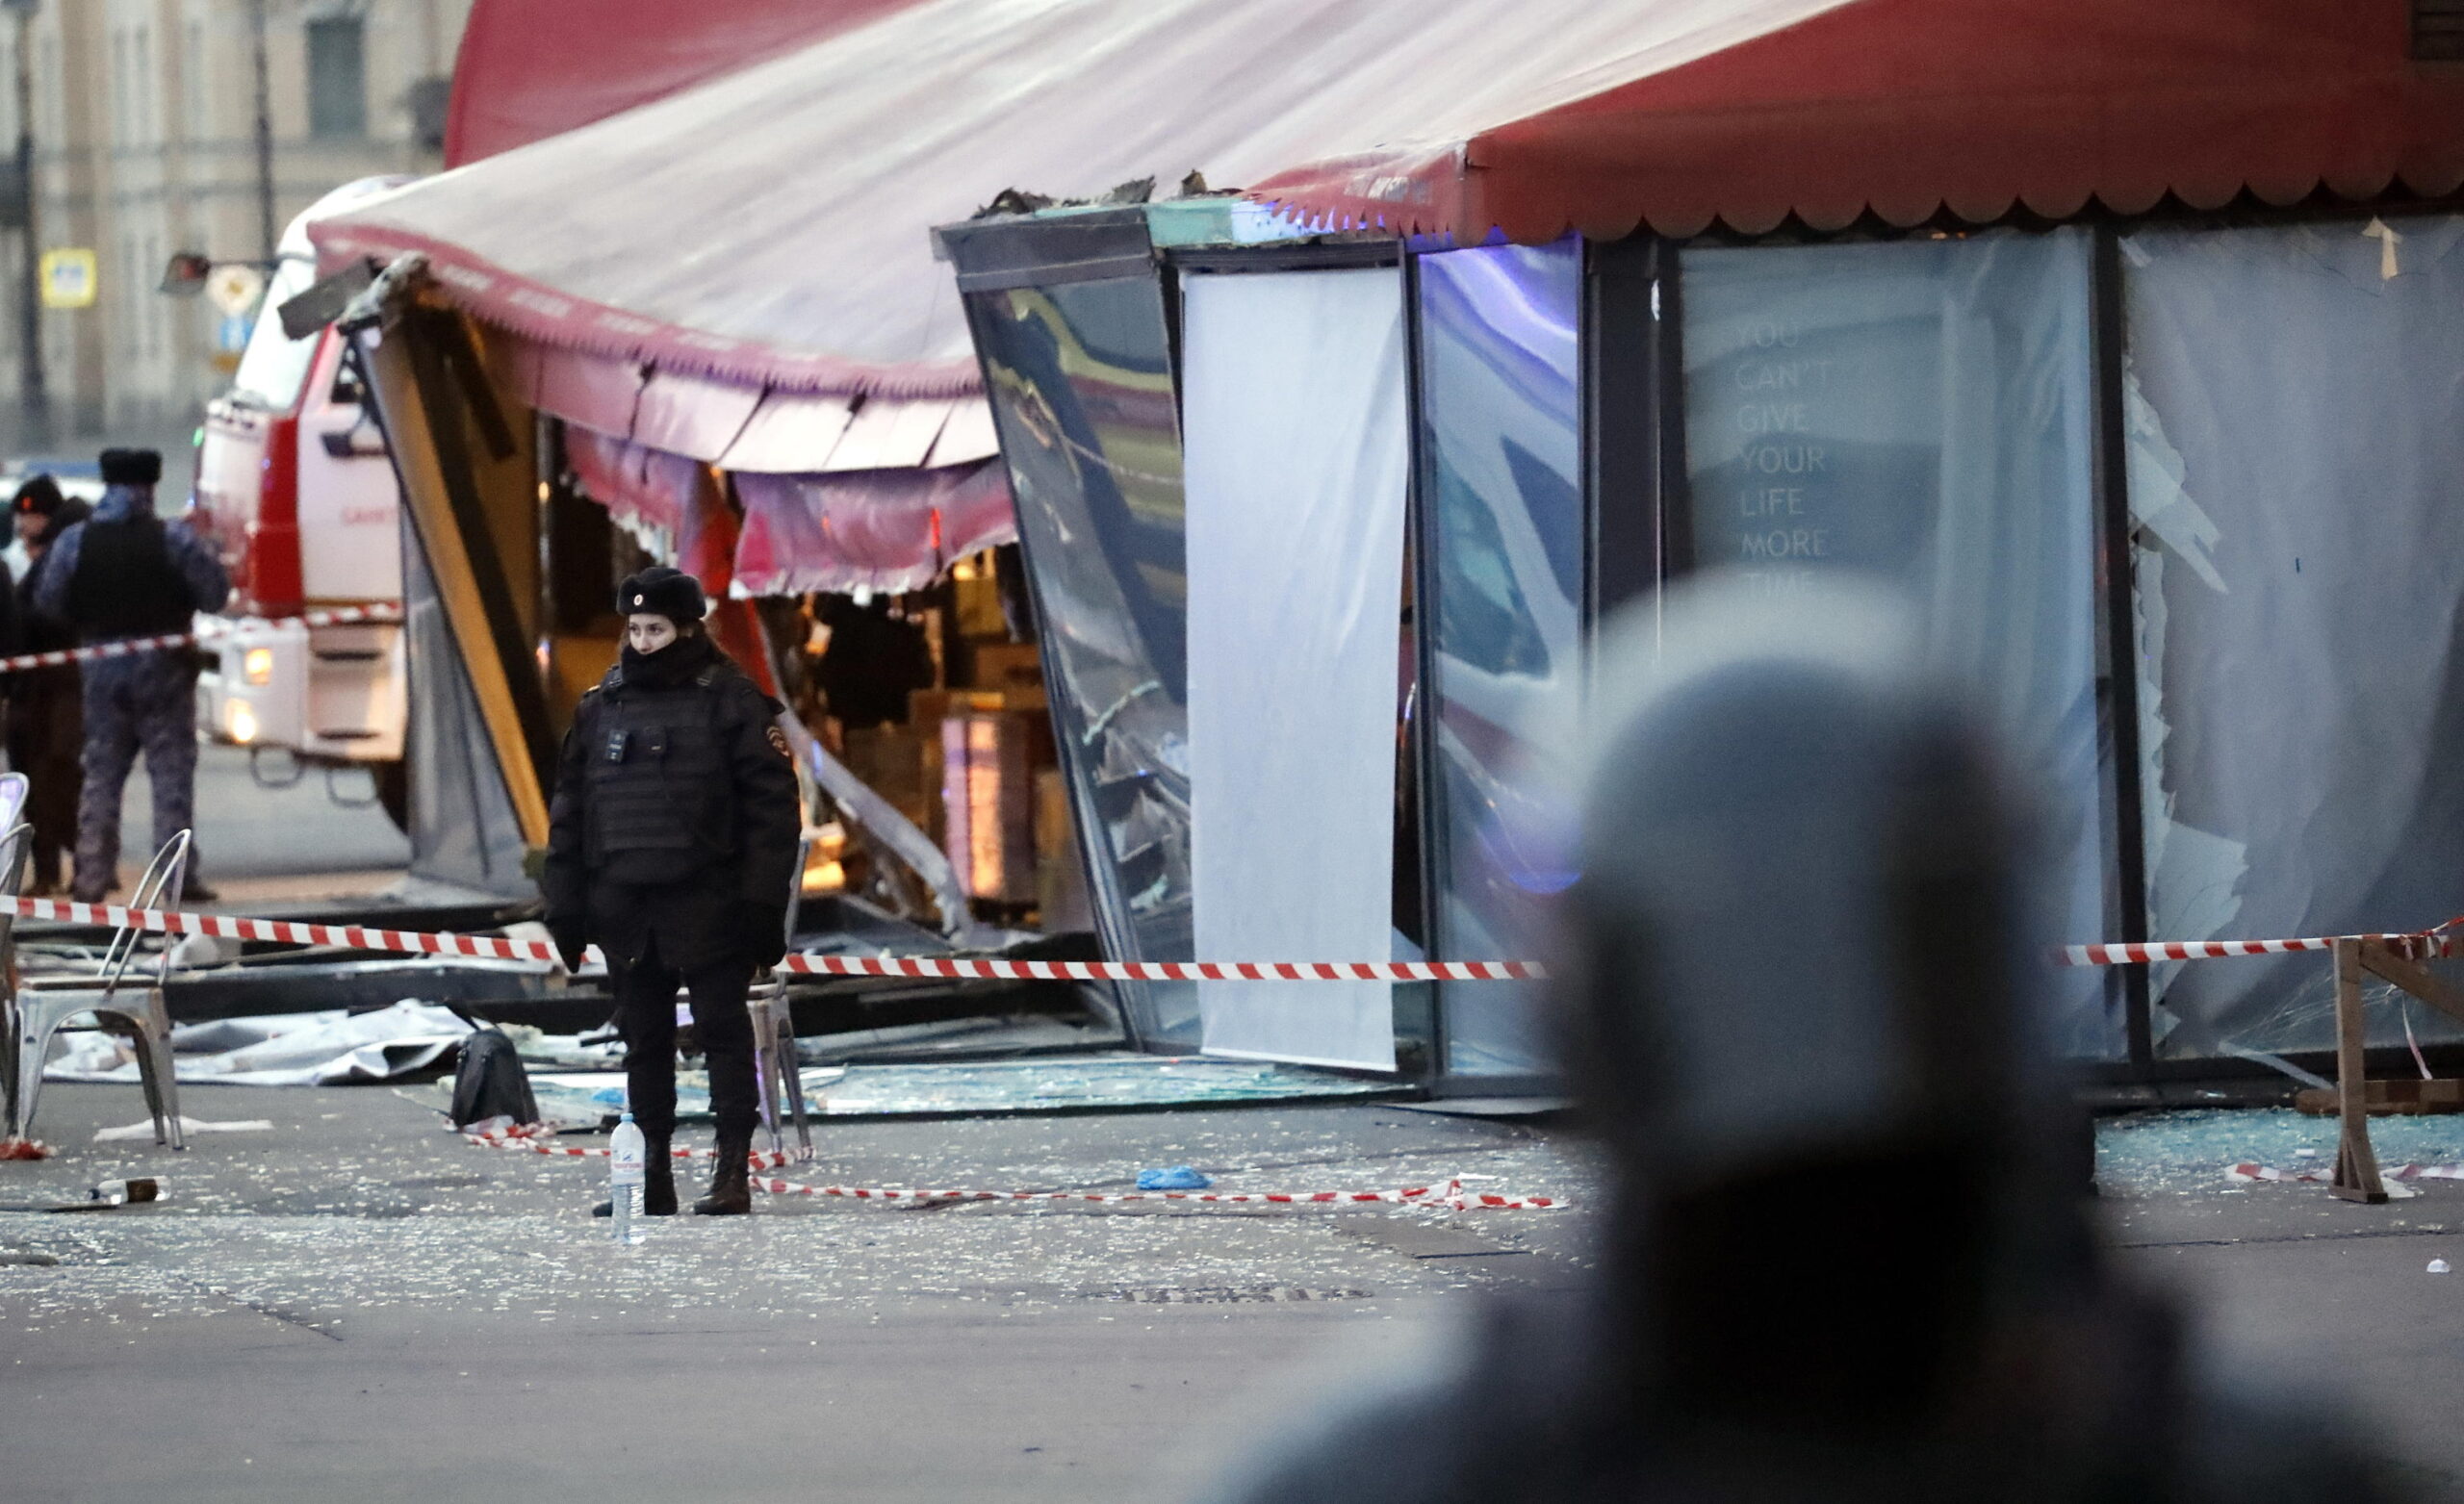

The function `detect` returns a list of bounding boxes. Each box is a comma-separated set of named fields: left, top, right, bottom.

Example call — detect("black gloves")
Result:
left=740, top=902, right=790, bottom=971
left=547, top=915, right=589, bottom=973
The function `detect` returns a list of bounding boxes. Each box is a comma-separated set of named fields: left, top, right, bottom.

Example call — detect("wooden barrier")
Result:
left=2328, top=937, right=2464, bottom=1204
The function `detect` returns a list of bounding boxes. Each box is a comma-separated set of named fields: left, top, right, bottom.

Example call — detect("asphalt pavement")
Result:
left=117, top=739, right=410, bottom=902
left=0, top=1086, right=1598, bottom=1504
left=9, top=1067, right=2464, bottom=1498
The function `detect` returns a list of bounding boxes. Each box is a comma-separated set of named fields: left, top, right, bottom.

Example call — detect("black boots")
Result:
left=594, top=1136, right=677, bottom=1217
left=644, top=1140, right=678, bottom=1216
left=693, top=1132, right=752, bottom=1215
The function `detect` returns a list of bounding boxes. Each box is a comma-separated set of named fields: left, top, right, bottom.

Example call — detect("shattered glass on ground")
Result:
left=467, top=1055, right=1407, bottom=1127
left=2096, top=1107, right=2464, bottom=1197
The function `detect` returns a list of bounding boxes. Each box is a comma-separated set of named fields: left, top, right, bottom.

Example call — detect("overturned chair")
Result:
left=7, top=829, right=193, bottom=1149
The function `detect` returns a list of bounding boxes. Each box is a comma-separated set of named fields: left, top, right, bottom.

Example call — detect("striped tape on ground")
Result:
left=467, top=1127, right=804, bottom=1168
left=0, top=602, right=403, bottom=676
left=745, top=1174, right=1561, bottom=1210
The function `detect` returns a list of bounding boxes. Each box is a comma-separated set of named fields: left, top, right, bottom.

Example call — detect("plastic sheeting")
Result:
left=966, top=275, right=1197, bottom=1049
left=1681, top=230, right=2112, bottom=1056
left=2124, top=216, right=2464, bottom=1058
left=47, top=1002, right=472, bottom=1087
left=1416, top=241, right=1583, bottom=1076
left=1182, top=268, right=1408, bottom=1072
left=732, top=462, right=1016, bottom=597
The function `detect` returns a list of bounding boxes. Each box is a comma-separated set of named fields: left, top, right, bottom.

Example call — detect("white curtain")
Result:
left=1180, top=267, right=1409, bottom=1070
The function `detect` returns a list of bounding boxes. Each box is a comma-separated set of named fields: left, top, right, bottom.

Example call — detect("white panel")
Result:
left=717, top=391, right=854, bottom=473
left=926, top=397, right=1002, bottom=466
left=1182, top=267, right=1407, bottom=1072
left=822, top=395, right=950, bottom=472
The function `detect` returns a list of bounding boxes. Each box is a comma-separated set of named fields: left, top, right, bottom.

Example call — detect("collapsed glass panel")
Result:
left=2124, top=216, right=2464, bottom=1057
left=1681, top=231, right=2113, bottom=1057
left=1415, top=240, right=1583, bottom=1075
left=964, top=275, right=1197, bottom=1046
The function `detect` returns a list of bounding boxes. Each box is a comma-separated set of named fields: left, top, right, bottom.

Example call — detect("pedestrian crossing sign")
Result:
left=38, top=247, right=95, bottom=309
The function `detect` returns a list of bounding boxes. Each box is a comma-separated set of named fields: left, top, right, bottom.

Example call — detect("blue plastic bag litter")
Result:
left=1137, top=1165, right=1212, bottom=1190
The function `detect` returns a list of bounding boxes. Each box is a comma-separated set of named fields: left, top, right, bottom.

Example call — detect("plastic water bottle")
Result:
left=608, top=1112, right=647, bottom=1245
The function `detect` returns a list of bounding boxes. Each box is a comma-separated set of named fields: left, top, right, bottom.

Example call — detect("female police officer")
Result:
left=542, top=567, right=801, bottom=1216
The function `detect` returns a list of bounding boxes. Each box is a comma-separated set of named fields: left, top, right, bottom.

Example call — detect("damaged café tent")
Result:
left=317, top=0, right=2464, bottom=1080
left=299, top=0, right=1861, bottom=1014
left=442, top=0, right=921, bottom=167
left=929, top=0, right=2464, bottom=1081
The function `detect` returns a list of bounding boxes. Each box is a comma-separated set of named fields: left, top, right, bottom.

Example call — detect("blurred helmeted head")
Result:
left=1556, top=572, right=2078, bottom=1428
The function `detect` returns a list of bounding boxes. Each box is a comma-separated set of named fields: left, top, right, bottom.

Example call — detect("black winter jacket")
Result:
left=539, top=634, right=800, bottom=966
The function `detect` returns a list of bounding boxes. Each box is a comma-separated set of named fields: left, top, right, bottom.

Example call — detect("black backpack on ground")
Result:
left=449, top=1028, right=540, bottom=1129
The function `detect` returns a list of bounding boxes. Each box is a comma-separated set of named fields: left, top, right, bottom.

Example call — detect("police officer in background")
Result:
left=35, top=449, right=228, bottom=904
left=10, top=476, right=91, bottom=893
left=542, top=567, right=800, bottom=1217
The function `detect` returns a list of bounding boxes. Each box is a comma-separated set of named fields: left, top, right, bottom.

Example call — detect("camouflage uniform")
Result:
left=35, top=481, right=229, bottom=901
left=70, top=651, right=203, bottom=898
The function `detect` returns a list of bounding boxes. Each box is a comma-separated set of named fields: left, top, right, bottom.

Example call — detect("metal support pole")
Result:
left=9, top=0, right=44, bottom=447
left=250, top=0, right=275, bottom=263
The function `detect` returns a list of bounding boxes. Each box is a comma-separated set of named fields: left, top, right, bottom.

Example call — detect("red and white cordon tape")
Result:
left=0, top=891, right=574, bottom=963
left=0, top=601, right=404, bottom=676
left=465, top=1126, right=1560, bottom=1210
left=2059, top=921, right=2464, bottom=968
left=467, top=1124, right=804, bottom=1168
left=781, top=955, right=1544, bottom=983
left=0, top=891, right=1545, bottom=983
left=745, top=1173, right=1557, bottom=1211
left=2227, top=1162, right=2464, bottom=1187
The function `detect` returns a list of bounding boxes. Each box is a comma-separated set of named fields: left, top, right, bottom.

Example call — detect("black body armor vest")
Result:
left=582, top=663, right=740, bottom=880
left=65, top=516, right=193, bottom=641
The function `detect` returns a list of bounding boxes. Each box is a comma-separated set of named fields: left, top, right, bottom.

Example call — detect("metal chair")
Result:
left=9, top=829, right=192, bottom=1149
left=0, top=773, right=34, bottom=1129
left=749, top=831, right=815, bottom=1160
left=749, top=976, right=811, bottom=1161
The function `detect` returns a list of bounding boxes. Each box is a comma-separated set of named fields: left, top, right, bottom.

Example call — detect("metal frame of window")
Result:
left=1578, top=201, right=2464, bottom=1086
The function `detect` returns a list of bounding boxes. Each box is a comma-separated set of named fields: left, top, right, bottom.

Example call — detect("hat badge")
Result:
left=632, top=595, right=643, bottom=606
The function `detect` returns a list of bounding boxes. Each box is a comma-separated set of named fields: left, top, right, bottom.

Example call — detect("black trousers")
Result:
left=6, top=672, right=81, bottom=891
left=611, top=936, right=758, bottom=1143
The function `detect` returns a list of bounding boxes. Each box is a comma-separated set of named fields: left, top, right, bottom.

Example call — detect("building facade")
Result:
left=0, top=0, right=469, bottom=455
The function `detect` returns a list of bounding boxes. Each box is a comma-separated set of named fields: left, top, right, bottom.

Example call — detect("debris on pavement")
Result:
left=94, top=1116, right=272, bottom=1142
left=483, top=1055, right=1403, bottom=1128
left=2099, top=1108, right=2464, bottom=1196
left=1137, top=1165, right=1212, bottom=1189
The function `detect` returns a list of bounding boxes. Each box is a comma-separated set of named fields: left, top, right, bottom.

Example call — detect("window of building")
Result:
left=185, top=21, right=206, bottom=140
left=306, top=16, right=367, bottom=140
left=133, top=25, right=152, bottom=143
left=111, top=28, right=128, bottom=142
